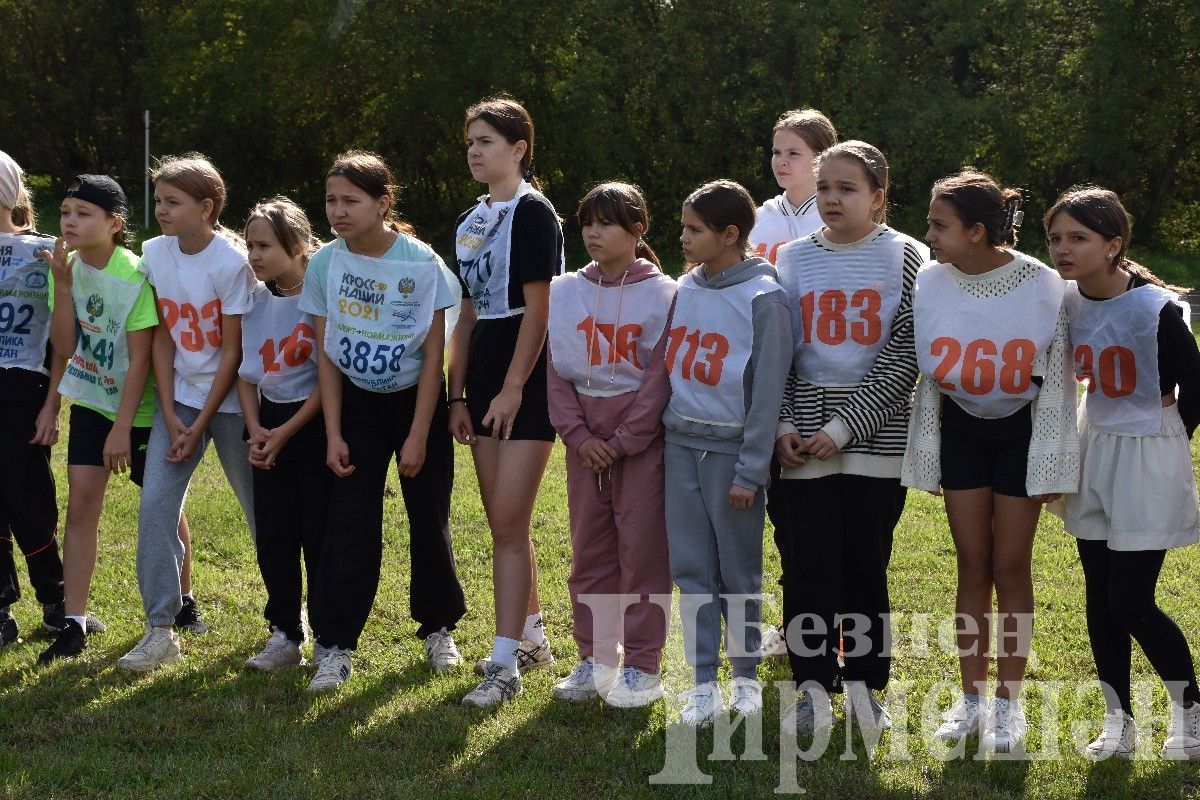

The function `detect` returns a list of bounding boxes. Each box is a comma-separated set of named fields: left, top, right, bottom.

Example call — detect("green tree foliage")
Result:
left=2, top=0, right=1195, bottom=261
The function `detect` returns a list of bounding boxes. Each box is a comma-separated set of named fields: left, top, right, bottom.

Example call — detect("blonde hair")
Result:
left=152, top=152, right=230, bottom=233
left=772, top=108, right=838, bottom=155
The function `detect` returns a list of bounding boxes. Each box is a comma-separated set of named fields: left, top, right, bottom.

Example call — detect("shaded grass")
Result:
left=1, top=414, right=1200, bottom=799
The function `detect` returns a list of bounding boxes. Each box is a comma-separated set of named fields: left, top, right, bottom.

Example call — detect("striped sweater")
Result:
left=775, top=226, right=927, bottom=479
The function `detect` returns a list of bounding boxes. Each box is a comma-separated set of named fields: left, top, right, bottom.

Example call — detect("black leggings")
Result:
left=1077, top=538, right=1200, bottom=714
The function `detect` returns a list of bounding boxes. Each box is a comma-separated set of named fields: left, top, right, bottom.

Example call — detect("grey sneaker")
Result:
left=679, top=681, right=724, bottom=727
left=463, top=660, right=523, bottom=708
left=604, top=665, right=662, bottom=708
left=1085, top=710, right=1136, bottom=760
left=246, top=629, right=304, bottom=672
left=553, top=657, right=614, bottom=703
left=843, top=681, right=892, bottom=732
left=934, top=694, right=983, bottom=742
left=424, top=628, right=462, bottom=673
left=117, top=626, right=181, bottom=672
left=308, top=648, right=351, bottom=691
left=760, top=625, right=788, bottom=659
left=475, top=638, right=554, bottom=675
left=729, top=677, right=764, bottom=716
left=782, top=690, right=834, bottom=737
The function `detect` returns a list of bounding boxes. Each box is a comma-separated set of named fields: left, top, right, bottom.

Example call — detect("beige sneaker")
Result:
left=475, top=638, right=554, bottom=675
left=117, top=626, right=181, bottom=672
left=246, top=629, right=304, bottom=672
left=462, top=660, right=522, bottom=708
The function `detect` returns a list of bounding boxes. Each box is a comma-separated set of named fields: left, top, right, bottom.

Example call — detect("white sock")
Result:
left=491, top=636, right=520, bottom=674
left=182, top=593, right=194, bottom=601
left=67, top=615, right=87, bottom=631
left=523, top=613, right=546, bottom=645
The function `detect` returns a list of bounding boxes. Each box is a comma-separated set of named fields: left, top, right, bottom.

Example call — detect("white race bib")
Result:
left=748, top=194, right=820, bottom=265
left=0, top=233, right=53, bottom=374
left=57, top=251, right=144, bottom=413
left=548, top=271, right=676, bottom=397
left=239, top=286, right=319, bottom=404
left=777, top=232, right=906, bottom=386
left=914, top=258, right=1064, bottom=419
left=665, top=271, right=783, bottom=427
left=324, top=244, right=439, bottom=392
left=1065, top=282, right=1179, bottom=435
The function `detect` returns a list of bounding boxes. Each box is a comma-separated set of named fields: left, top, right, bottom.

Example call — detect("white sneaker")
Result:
left=553, top=657, right=614, bottom=702
left=679, top=682, right=724, bottom=727
left=981, top=697, right=1027, bottom=754
left=1085, top=710, right=1136, bottom=760
left=760, top=625, right=788, bottom=659
left=605, top=666, right=663, bottom=708
left=1163, top=701, right=1200, bottom=761
left=729, top=677, right=764, bottom=716
left=475, top=638, right=554, bottom=675
left=843, top=681, right=892, bottom=732
left=308, top=648, right=351, bottom=691
left=246, top=629, right=303, bottom=672
left=312, top=641, right=330, bottom=666
left=934, top=694, right=983, bottom=741
left=117, top=626, right=181, bottom=672
left=423, top=628, right=461, bottom=673
left=782, top=690, right=834, bottom=736
left=462, top=660, right=523, bottom=708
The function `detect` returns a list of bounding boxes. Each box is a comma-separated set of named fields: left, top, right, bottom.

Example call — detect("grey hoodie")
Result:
left=662, top=256, right=793, bottom=492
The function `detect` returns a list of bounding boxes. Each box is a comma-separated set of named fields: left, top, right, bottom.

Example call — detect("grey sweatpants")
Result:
left=665, top=442, right=764, bottom=684
left=136, top=402, right=256, bottom=627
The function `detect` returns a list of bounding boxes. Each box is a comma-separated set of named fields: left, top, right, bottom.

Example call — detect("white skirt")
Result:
left=1065, top=402, right=1200, bottom=551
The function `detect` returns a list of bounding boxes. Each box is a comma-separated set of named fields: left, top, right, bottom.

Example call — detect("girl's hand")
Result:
left=102, top=427, right=133, bottom=473
left=30, top=404, right=60, bottom=446
left=481, top=385, right=522, bottom=440
left=448, top=402, right=476, bottom=445
left=774, top=433, right=808, bottom=468
left=39, top=238, right=71, bottom=286
left=729, top=484, right=756, bottom=510
left=1030, top=493, right=1062, bottom=504
left=578, top=437, right=618, bottom=473
left=167, top=427, right=202, bottom=463
left=247, top=425, right=271, bottom=448
left=802, top=431, right=838, bottom=461
left=397, top=434, right=427, bottom=478
left=326, top=436, right=355, bottom=478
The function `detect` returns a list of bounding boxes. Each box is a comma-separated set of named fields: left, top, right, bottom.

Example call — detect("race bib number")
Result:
left=930, top=337, right=1036, bottom=395
left=159, top=297, right=222, bottom=352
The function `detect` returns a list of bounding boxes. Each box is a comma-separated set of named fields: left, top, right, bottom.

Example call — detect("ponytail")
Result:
left=11, top=185, right=35, bottom=232
left=635, top=239, right=662, bottom=269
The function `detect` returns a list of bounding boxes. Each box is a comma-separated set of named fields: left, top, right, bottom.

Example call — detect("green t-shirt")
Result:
left=48, top=246, right=159, bottom=427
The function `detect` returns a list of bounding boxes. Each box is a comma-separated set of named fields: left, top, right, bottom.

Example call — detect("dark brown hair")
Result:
left=683, top=179, right=757, bottom=256
left=816, top=140, right=890, bottom=224
left=464, top=95, right=541, bottom=191
left=931, top=169, right=1022, bottom=247
left=576, top=182, right=660, bottom=269
left=1044, top=185, right=1187, bottom=293
left=245, top=196, right=321, bottom=267
left=326, top=150, right=415, bottom=236
left=772, top=108, right=838, bottom=156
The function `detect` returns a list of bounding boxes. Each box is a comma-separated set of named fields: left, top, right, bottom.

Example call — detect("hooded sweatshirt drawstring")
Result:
left=585, top=266, right=630, bottom=390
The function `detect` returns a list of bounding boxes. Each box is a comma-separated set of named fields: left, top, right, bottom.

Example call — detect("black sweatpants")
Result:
left=311, top=376, right=466, bottom=650
left=252, top=397, right=332, bottom=643
left=0, top=393, right=63, bottom=610
left=1076, top=538, right=1200, bottom=714
left=782, top=474, right=906, bottom=692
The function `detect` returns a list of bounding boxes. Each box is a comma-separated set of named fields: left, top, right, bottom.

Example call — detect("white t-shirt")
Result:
left=749, top=193, right=821, bottom=266
left=142, top=234, right=258, bottom=412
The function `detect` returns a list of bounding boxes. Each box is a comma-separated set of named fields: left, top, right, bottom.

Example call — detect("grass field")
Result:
left=2, top=399, right=1200, bottom=800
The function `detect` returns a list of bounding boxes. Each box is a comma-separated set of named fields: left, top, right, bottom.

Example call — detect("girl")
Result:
left=902, top=170, right=1078, bottom=753
left=237, top=198, right=329, bottom=672
left=0, top=150, right=66, bottom=648
left=450, top=96, right=565, bottom=708
left=546, top=182, right=675, bottom=707
left=38, top=176, right=155, bottom=664
left=665, top=179, right=792, bottom=726
left=118, top=154, right=259, bottom=672
left=773, top=141, right=926, bottom=736
left=749, top=108, right=839, bottom=663
left=1048, top=186, right=1200, bottom=761
left=302, top=152, right=466, bottom=692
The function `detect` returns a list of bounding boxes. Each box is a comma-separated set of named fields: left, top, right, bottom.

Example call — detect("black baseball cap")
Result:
left=64, top=174, right=128, bottom=216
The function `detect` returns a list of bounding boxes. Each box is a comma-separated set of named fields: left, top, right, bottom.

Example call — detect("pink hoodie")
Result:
left=547, top=257, right=674, bottom=457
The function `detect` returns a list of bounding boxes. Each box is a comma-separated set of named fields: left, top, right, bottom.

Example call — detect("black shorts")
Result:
left=466, top=370, right=556, bottom=442
left=939, top=397, right=1031, bottom=498
left=66, top=404, right=152, bottom=487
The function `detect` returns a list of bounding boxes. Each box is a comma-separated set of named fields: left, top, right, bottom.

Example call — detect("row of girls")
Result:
left=1, top=93, right=1199, bottom=758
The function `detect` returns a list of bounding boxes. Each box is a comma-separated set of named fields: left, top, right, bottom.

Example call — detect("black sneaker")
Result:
left=42, top=601, right=65, bottom=633
left=0, top=608, right=17, bottom=647
left=38, top=618, right=87, bottom=665
left=174, top=595, right=209, bottom=635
